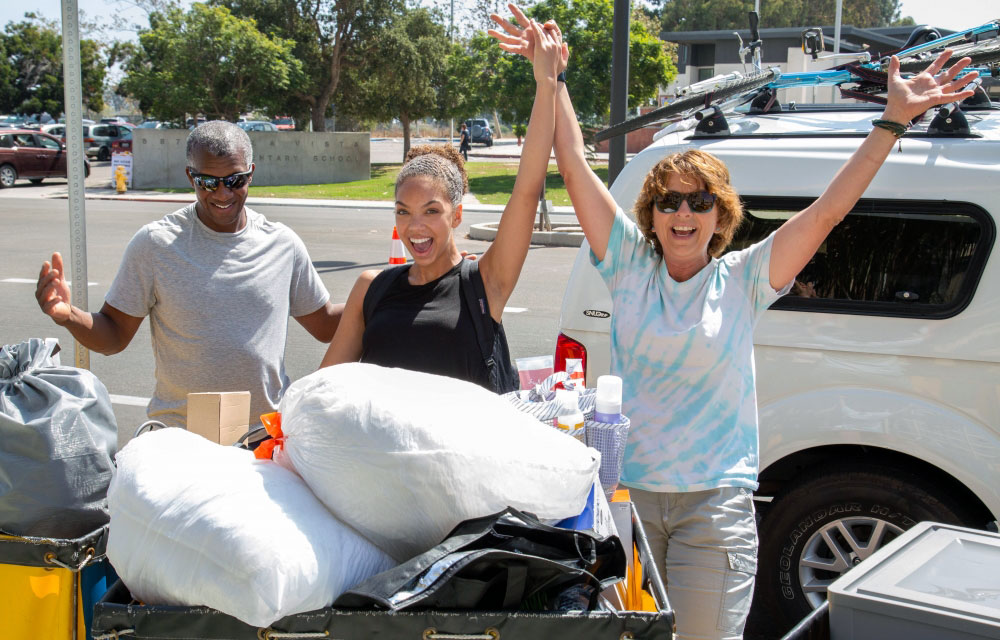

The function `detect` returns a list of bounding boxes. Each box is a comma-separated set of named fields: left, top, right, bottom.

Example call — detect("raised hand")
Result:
left=883, top=50, right=978, bottom=124
left=529, top=20, right=562, bottom=85
left=489, top=3, right=568, bottom=71
left=36, top=252, right=74, bottom=324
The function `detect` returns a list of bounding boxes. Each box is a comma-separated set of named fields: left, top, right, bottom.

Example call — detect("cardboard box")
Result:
left=186, top=392, right=250, bottom=446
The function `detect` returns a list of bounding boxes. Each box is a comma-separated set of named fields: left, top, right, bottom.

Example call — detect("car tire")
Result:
left=486, top=139, right=493, bottom=147
left=29, top=178, right=44, bottom=185
left=98, top=146, right=110, bottom=161
left=754, top=463, right=979, bottom=637
left=0, top=164, right=16, bottom=188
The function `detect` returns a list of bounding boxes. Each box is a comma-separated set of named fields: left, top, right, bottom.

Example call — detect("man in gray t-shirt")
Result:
left=35, top=121, right=342, bottom=428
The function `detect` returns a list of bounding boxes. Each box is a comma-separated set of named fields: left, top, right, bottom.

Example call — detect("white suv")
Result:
left=556, top=102, right=999, bottom=636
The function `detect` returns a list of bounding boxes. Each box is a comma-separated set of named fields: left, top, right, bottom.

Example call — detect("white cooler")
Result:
left=828, top=521, right=1000, bottom=640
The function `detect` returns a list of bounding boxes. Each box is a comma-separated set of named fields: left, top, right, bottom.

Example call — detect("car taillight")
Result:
left=554, top=332, right=588, bottom=385
left=84, top=138, right=94, bottom=144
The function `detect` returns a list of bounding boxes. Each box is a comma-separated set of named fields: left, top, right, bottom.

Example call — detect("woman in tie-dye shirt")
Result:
left=489, top=6, right=976, bottom=638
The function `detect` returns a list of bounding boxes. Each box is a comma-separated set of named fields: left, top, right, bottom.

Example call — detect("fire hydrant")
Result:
left=114, top=165, right=128, bottom=194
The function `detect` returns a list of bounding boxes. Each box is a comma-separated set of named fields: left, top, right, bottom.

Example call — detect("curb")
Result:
left=469, top=221, right=585, bottom=248
left=46, top=190, right=578, bottom=216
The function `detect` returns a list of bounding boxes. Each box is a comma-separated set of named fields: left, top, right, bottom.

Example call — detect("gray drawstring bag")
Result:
left=0, top=338, right=117, bottom=538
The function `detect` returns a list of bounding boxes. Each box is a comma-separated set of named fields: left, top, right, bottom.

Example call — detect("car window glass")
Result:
left=37, top=135, right=60, bottom=149
left=729, top=198, right=993, bottom=319
left=0, top=135, right=11, bottom=148
left=122, top=128, right=132, bottom=139
left=13, top=134, right=37, bottom=147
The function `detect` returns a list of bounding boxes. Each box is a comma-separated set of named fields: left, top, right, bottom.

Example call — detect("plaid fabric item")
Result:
left=503, top=372, right=630, bottom=496
left=584, top=418, right=631, bottom=497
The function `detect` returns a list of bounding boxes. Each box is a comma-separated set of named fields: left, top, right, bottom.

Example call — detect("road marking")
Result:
left=3, top=278, right=98, bottom=286
left=504, top=307, right=527, bottom=313
left=110, top=394, right=150, bottom=407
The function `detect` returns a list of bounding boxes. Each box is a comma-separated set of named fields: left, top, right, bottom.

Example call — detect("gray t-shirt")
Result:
left=106, top=204, right=329, bottom=429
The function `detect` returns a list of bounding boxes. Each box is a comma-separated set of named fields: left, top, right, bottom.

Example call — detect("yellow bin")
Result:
left=0, top=526, right=110, bottom=639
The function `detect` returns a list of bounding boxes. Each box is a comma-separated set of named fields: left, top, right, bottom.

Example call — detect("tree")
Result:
left=118, top=4, right=300, bottom=122
left=477, top=0, right=677, bottom=126
left=214, top=0, right=402, bottom=131
left=0, top=15, right=106, bottom=115
left=656, top=0, right=913, bottom=31
left=340, top=7, right=452, bottom=159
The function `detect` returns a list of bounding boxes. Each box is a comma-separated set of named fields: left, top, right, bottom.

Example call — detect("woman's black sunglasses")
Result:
left=188, top=169, right=253, bottom=192
left=654, top=190, right=716, bottom=213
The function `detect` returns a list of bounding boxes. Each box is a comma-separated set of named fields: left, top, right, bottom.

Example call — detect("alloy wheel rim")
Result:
left=797, top=516, right=905, bottom=608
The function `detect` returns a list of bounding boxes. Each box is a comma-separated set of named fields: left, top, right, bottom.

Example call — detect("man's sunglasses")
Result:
left=188, top=169, right=253, bottom=192
left=654, top=190, right=717, bottom=213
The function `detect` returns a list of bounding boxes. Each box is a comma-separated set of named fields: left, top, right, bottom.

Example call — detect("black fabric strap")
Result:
left=459, top=259, right=497, bottom=377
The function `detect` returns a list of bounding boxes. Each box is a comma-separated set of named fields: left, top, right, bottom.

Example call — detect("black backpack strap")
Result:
left=363, top=265, right=409, bottom=326
left=459, top=259, right=497, bottom=373
left=459, top=260, right=518, bottom=394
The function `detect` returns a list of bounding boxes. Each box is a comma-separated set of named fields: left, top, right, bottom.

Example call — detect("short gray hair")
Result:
left=396, top=153, right=464, bottom=207
left=186, top=120, right=253, bottom=168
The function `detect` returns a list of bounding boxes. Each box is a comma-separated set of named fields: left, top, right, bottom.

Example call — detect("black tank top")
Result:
left=361, top=263, right=490, bottom=387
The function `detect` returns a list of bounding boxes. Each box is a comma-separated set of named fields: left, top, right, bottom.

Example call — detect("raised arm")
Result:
left=769, top=51, right=977, bottom=290
left=35, top=252, right=143, bottom=355
left=476, top=19, right=558, bottom=321
left=491, top=5, right=618, bottom=262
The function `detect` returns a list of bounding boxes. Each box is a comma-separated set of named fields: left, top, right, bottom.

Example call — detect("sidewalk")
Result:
left=32, top=185, right=578, bottom=215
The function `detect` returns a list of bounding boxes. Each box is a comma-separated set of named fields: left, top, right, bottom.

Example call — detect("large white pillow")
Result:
left=278, top=363, right=600, bottom=561
left=107, top=427, right=395, bottom=627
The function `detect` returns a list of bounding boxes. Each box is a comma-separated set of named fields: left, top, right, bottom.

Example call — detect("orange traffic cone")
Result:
left=389, top=226, right=407, bottom=264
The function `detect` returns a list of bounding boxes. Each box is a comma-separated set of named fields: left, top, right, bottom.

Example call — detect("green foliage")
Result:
left=475, top=0, right=677, bottom=125
left=338, top=7, right=452, bottom=159
left=118, top=3, right=300, bottom=122
left=657, top=0, right=911, bottom=31
left=0, top=16, right=106, bottom=115
left=214, top=0, right=402, bottom=131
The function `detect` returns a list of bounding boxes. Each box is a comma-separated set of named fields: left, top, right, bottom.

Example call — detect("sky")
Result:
left=0, top=0, right=996, bottom=40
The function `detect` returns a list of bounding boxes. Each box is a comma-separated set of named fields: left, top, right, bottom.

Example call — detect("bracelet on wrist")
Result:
left=556, top=71, right=566, bottom=83
left=872, top=118, right=908, bottom=139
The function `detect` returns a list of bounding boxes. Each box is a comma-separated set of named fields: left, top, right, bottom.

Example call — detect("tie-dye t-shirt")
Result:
left=591, top=208, right=790, bottom=492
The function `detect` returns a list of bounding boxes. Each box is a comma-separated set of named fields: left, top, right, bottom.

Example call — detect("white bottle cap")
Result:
left=595, top=375, right=622, bottom=416
left=554, top=388, right=580, bottom=414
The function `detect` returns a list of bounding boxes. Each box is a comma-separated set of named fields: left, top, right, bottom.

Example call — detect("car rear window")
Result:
left=0, top=135, right=11, bottom=148
left=729, top=196, right=995, bottom=319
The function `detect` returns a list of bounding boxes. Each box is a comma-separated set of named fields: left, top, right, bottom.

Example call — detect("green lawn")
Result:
left=217, top=161, right=609, bottom=206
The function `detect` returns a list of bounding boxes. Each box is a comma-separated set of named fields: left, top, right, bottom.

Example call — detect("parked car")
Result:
left=238, top=120, right=279, bottom=132
left=41, top=123, right=66, bottom=138
left=111, top=127, right=133, bottom=153
left=465, top=118, right=493, bottom=146
left=0, top=128, right=91, bottom=187
left=100, top=116, right=131, bottom=125
left=271, top=116, right=295, bottom=131
left=86, top=123, right=133, bottom=161
left=555, top=101, right=1000, bottom=637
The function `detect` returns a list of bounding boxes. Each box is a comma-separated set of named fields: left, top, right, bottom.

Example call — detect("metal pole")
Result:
left=608, top=0, right=630, bottom=187
left=833, top=0, right=843, bottom=103
left=449, top=0, right=455, bottom=147
left=60, top=0, right=90, bottom=370
left=833, top=0, right=843, bottom=55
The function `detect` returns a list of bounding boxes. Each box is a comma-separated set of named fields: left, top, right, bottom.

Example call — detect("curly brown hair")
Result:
left=633, top=149, right=743, bottom=258
left=397, top=144, right=469, bottom=206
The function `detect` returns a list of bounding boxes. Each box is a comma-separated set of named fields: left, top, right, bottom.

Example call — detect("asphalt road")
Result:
left=1, top=195, right=581, bottom=448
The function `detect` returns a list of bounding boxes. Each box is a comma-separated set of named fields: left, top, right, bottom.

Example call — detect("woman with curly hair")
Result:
left=320, top=19, right=563, bottom=393
left=491, top=4, right=976, bottom=638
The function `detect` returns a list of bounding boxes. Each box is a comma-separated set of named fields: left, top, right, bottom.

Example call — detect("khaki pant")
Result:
left=630, top=487, right=757, bottom=640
